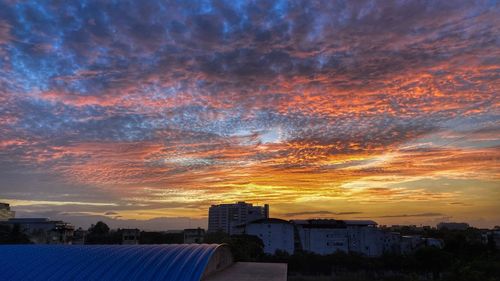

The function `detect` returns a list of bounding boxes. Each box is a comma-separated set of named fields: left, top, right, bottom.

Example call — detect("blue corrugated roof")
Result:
left=0, top=244, right=227, bottom=281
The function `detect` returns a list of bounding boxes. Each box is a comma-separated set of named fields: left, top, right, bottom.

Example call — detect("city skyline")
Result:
left=0, top=200, right=487, bottom=231
left=0, top=1, right=499, bottom=230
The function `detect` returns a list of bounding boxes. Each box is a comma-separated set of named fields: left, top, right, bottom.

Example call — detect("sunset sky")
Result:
left=0, top=0, right=499, bottom=230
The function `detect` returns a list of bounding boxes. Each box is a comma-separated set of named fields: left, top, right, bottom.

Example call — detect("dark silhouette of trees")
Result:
left=85, top=221, right=121, bottom=244
left=204, top=232, right=264, bottom=261
left=89, top=221, right=110, bottom=235
left=139, top=231, right=183, bottom=244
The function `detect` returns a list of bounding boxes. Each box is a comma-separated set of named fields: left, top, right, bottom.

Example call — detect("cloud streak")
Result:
left=284, top=211, right=363, bottom=217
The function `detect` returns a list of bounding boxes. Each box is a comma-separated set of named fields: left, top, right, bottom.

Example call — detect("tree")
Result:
left=228, top=234, right=264, bottom=261
left=139, top=231, right=183, bottom=244
left=85, top=221, right=116, bottom=244
left=89, top=221, right=110, bottom=235
left=203, top=232, right=264, bottom=262
left=414, top=247, right=452, bottom=279
left=204, top=231, right=230, bottom=244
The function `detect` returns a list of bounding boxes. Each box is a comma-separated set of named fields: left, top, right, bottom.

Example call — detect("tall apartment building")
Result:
left=0, top=203, right=15, bottom=221
left=208, top=201, right=269, bottom=234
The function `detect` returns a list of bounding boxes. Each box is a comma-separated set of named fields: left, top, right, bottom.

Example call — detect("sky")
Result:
left=0, top=0, right=499, bottom=230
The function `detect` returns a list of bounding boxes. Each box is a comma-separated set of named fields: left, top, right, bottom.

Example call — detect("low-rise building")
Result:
left=184, top=228, right=205, bottom=244
left=293, top=219, right=383, bottom=257
left=424, top=237, right=444, bottom=248
left=345, top=220, right=384, bottom=257
left=488, top=227, right=500, bottom=250
left=72, top=228, right=88, bottom=245
left=293, top=219, right=348, bottom=255
left=401, top=235, right=424, bottom=254
left=382, top=232, right=402, bottom=254
left=0, top=203, right=15, bottom=221
left=238, top=218, right=294, bottom=255
left=121, top=228, right=140, bottom=244
left=4, top=218, right=74, bottom=244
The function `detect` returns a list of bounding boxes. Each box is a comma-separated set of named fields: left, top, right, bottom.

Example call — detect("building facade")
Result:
left=72, top=228, right=88, bottom=245
left=208, top=202, right=269, bottom=234
left=0, top=203, right=15, bottom=221
left=121, top=228, right=140, bottom=244
left=184, top=228, right=205, bottom=244
left=293, top=219, right=384, bottom=257
left=3, top=218, right=74, bottom=244
left=382, top=232, right=402, bottom=254
left=239, top=218, right=294, bottom=254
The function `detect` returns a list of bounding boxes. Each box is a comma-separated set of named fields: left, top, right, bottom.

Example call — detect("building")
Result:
left=72, top=227, right=88, bottom=245
left=3, top=218, right=74, bottom=244
left=424, top=237, right=444, bottom=248
left=0, top=203, right=15, bottom=221
left=184, top=228, right=205, bottom=244
left=0, top=244, right=287, bottom=281
left=293, top=219, right=349, bottom=255
left=382, top=232, right=402, bottom=254
left=293, top=219, right=383, bottom=257
left=437, top=222, right=470, bottom=230
left=401, top=235, right=425, bottom=254
left=238, top=218, right=294, bottom=254
left=208, top=202, right=269, bottom=234
left=487, top=227, right=500, bottom=250
left=121, top=228, right=140, bottom=244
left=344, top=220, right=384, bottom=257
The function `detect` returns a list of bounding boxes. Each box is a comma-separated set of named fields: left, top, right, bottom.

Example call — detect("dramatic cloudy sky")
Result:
left=0, top=0, right=499, bottom=230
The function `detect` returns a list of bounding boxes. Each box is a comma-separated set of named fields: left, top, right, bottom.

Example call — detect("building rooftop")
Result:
left=343, top=220, right=378, bottom=226
left=0, top=202, right=10, bottom=209
left=0, top=244, right=287, bottom=281
left=292, top=219, right=378, bottom=228
left=0, top=244, right=233, bottom=281
left=247, top=218, right=290, bottom=224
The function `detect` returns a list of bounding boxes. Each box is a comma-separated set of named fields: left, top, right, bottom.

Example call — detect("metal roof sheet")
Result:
left=0, top=244, right=229, bottom=281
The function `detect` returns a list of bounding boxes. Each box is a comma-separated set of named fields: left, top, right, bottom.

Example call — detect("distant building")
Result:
left=121, top=228, right=140, bottom=244
left=293, top=219, right=349, bottom=255
left=487, top=227, right=500, bottom=250
left=72, top=228, right=88, bottom=245
left=238, top=218, right=294, bottom=254
left=437, top=222, right=469, bottom=230
left=4, top=218, right=74, bottom=244
left=424, top=237, right=444, bottom=248
left=0, top=203, right=15, bottom=221
left=293, top=219, right=383, bottom=257
left=184, top=228, right=205, bottom=244
left=382, top=232, right=402, bottom=254
left=208, top=202, right=269, bottom=234
left=344, top=220, right=384, bottom=257
left=401, top=235, right=424, bottom=254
